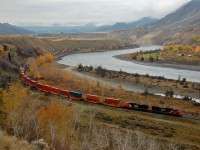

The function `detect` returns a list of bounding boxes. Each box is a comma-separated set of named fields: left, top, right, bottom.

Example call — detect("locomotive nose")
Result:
left=175, top=109, right=182, bottom=116
left=123, top=103, right=132, bottom=109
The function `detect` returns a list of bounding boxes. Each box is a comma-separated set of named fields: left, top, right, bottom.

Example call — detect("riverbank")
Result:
left=59, top=64, right=200, bottom=103
left=55, top=45, right=140, bottom=61
left=114, top=54, right=200, bottom=72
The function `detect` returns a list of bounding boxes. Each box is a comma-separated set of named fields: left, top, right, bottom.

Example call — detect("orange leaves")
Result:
left=36, top=53, right=54, bottom=67
left=36, top=101, right=73, bottom=144
left=44, top=53, right=54, bottom=63
left=0, top=46, right=3, bottom=53
left=195, top=46, right=200, bottom=53
left=27, top=53, right=54, bottom=79
left=2, top=82, right=29, bottom=131
left=128, top=53, right=135, bottom=59
left=3, top=82, right=28, bottom=112
left=184, top=46, right=193, bottom=52
left=37, top=55, right=46, bottom=66
left=115, top=86, right=124, bottom=93
left=36, top=101, right=68, bottom=125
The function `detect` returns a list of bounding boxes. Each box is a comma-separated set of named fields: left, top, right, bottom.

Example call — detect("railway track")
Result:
left=21, top=66, right=200, bottom=122
left=27, top=84, right=200, bottom=122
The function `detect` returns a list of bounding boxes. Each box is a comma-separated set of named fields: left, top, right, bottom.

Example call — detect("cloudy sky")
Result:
left=0, top=0, right=191, bottom=26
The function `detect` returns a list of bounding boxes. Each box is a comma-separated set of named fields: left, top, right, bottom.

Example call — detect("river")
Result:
left=57, top=45, right=200, bottom=83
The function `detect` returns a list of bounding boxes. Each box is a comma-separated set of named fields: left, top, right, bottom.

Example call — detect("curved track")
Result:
left=20, top=66, right=200, bottom=121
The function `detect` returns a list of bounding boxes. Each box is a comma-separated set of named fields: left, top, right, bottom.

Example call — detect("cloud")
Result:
left=0, top=0, right=191, bottom=26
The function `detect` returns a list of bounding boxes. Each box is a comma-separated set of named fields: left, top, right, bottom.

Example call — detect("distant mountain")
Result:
left=109, top=0, right=200, bottom=45
left=150, top=0, right=200, bottom=28
left=97, top=17, right=157, bottom=31
left=0, top=23, right=32, bottom=34
left=22, top=17, right=157, bottom=34
left=23, top=23, right=97, bottom=34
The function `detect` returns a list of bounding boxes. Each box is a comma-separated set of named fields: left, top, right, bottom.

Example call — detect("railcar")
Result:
left=49, top=87, right=60, bottom=95
left=36, top=82, right=44, bottom=90
left=85, top=94, right=100, bottom=103
left=42, top=84, right=52, bottom=93
left=104, top=98, right=121, bottom=107
left=29, top=80, right=36, bottom=87
left=70, top=91, right=82, bottom=100
left=60, top=89, right=70, bottom=98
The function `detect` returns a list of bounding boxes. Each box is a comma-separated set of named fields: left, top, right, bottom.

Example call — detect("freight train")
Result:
left=20, top=66, right=182, bottom=117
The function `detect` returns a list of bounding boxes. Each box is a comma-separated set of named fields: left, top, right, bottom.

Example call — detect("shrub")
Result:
left=88, top=65, right=93, bottom=71
left=143, top=87, right=149, bottom=95
left=78, top=63, right=83, bottom=70
left=182, top=78, right=186, bottom=82
left=149, top=55, right=154, bottom=62
left=165, top=89, right=174, bottom=97
left=183, top=83, right=189, bottom=88
left=182, top=96, right=192, bottom=101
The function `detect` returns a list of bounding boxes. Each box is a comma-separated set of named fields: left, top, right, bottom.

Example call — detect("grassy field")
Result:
left=45, top=93, right=200, bottom=150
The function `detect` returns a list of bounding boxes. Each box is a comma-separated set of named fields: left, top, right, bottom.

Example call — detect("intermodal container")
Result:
left=70, top=91, right=82, bottom=100
left=29, top=80, right=36, bottom=87
left=85, top=94, right=100, bottom=103
left=49, top=87, right=60, bottom=95
left=26, top=77, right=31, bottom=85
left=43, top=85, right=52, bottom=93
left=36, top=83, right=44, bottom=90
left=60, top=89, right=70, bottom=97
left=104, top=98, right=120, bottom=107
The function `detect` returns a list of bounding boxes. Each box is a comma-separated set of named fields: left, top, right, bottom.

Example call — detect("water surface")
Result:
left=58, top=45, right=200, bottom=82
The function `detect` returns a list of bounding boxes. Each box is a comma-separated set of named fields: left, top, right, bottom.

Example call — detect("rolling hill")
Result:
left=0, top=23, right=32, bottom=35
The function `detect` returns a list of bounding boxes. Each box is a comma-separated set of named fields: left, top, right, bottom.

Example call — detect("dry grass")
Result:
left=0, top=131, right=35, bottom=150
left=62, top=100, right=200, bottom=149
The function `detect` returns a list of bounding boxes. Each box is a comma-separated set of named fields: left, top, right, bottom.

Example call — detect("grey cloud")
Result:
left=0, top=0, right=191, bottom=26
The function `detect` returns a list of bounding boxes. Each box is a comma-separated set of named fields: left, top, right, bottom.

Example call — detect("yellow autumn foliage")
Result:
left=196, top=46, right=200, bottom=53
left=44, top=53, right=54, bottom=63
left=36, top=53, right=54, bottom=67
left=36, top=101, right=73, bottom=144
left=3, top=82, right=28, bottom=112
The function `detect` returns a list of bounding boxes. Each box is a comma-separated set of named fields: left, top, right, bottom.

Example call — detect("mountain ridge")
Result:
left=0, top=23, right=32, bottom=34
left=22, top=17, right=157, bottom=34
left=109, top=0, right=200, bottom=45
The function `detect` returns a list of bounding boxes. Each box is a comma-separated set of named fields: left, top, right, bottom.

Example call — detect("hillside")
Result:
left=109, top=0, right=200, bottom=45
left=151, top=0, right=200, bottom=28
left=0, top=23, right=32, bottom=35
left=0, top=35, right=126, bottom=87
